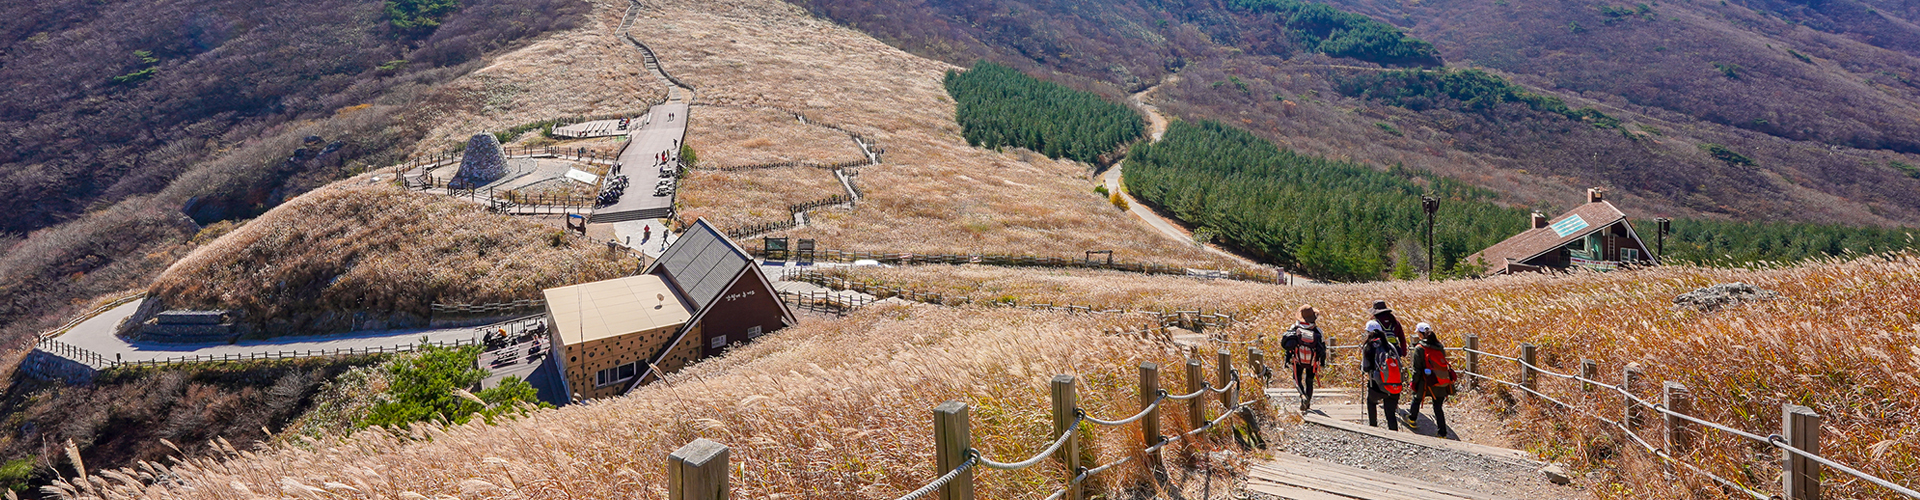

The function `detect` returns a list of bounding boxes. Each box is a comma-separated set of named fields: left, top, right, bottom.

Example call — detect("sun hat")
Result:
left=1368, top=300, right=1393, bottom=316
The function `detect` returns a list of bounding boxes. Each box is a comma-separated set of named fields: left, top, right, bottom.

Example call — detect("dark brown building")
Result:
left=629, top=218, right=794, bottom=391
left=1465, top=188, right=1658, bottom=275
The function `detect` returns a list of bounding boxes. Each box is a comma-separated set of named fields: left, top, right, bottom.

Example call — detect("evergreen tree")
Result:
left=943, top=61, right=1145, bottom=164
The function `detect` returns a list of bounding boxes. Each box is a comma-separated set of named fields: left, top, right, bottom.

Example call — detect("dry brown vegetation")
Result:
left=148, top=181, right=630, bottom=335
left=46, top=305, right=1265, bottom=499
left=611, top=0, right=1240, bottom=269
left=685, top=105, right=868, bottom=167
left=815, top=255, right=1920, bottom=498
left=676, top=167, right=845, bottom=230
left=412, top=0, right=668, bottom=154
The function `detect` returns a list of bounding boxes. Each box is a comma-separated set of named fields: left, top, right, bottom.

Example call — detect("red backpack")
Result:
left=1374, top=341, right=1403, bottom=394
left=1424, top=347, right=1455, bottom=388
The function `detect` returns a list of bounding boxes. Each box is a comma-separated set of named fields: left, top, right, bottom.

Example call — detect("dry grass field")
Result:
left=685, top=105, right=868, bottom=167
left=46, top=305, right=1261, bottom=499
left=619, top=0, right=1240, bottom=269
left=677, top=167, right=845, bottom=230
left=410, top=0, right=667, bottom=154
left=147, top=180, right=631, bottom=335
left=814, top=255, right=1920, bottom=498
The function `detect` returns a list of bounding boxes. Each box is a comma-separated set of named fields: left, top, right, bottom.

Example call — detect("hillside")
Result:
left=148, top=181, right=630, bottom=336
left=40, top=254, right=1920, bottom=499
left=780, top=0, right=1920, bottom=228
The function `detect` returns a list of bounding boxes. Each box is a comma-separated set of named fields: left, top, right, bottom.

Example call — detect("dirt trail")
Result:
left=1107, top=78, right=1315, bottom=282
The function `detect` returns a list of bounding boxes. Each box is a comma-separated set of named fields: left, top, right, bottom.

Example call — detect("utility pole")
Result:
left=1421, top=196, right=1439, bottom=278
left=1654, top=217, right=1670, bottom=264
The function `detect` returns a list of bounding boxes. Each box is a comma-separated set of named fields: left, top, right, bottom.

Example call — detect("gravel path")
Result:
left=1274, top=423, right=1581, bottom=499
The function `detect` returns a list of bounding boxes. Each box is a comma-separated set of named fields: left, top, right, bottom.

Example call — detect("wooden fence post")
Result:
left=1581, top=359, right=1597, bottom=392
left=1217, top=350, right=1237, bottom=411
left=1464, top=334, right=1479, bottom=391
left=1050, top=375, right=1083, bottom=500
left=1623, top=363, right=1645, bottom=432
left=1783, top=404, right=1821, bottom=500
left=933, top=401, right=974, bottom=500
left=668, top=438, right=728, bottom=500
left=1139, top=363, right=1161, bottom=451
left=1186, top=359, right=1205, bottom=432
left=1518, top=343, right=1537, bottom=393
left=1664, top=382, right=1693, bottom=454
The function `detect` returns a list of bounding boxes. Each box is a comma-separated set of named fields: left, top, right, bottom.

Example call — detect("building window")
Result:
left=747, top=326, right=763, bottom=338
left=596, top=361, right=641, bottom=387
left=1624, top=248, right=1639, bottom=262
left=711, top=334, right=727, bottom=349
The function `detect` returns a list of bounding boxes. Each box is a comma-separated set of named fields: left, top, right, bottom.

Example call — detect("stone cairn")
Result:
left=452, top=133, right=509, bottom=189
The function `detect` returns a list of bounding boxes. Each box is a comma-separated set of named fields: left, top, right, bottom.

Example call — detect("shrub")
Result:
left=943, top=61, right=1145, bottom=164
left=0, top=457, right=33, bottom=492
left=361, top=344, right=547, bottom=430
left=385, top=0, right=462, bottom=32
left=1093, top=184, right=1109, bottom=196
left=1890, top=160, right=1920, bottom=179
left=1109, top=192, right=1128, bottom=210
left=1699, top=143, right=1755, bottom=166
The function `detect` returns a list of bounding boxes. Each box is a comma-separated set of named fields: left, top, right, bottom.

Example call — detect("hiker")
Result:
left=1406, top=322, right=1455, bottom=438
left=1280, top=305, right=1328, bottom=412
left=1362, top=319, right=1405, bottom=430
left=1369, top=300, right=1408, bottom=354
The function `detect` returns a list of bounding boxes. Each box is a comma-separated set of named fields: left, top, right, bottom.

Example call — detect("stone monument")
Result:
left=452, top=133, right=509, bottom=189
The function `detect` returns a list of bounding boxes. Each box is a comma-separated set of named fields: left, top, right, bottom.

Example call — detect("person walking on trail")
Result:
left=1280, top=305, right=1328, bottom=412
left=643, top=224, right=653, bottom=242
left=1406, top=322, right=1456, bottom=438
left=1362, top=319, right=1407, bottom=430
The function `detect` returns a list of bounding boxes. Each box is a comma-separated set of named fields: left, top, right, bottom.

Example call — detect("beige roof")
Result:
left=543, top=274, right=694, bottom=345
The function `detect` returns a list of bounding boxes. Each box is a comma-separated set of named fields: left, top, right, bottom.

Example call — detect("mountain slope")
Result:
left=780, top=0, right=1920, bottom=227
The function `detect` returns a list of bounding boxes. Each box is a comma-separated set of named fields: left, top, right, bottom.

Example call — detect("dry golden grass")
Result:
left=411, top=0, right=667, bottom=154
left=46, top=305, right=1261, bottom=499
left=820, top=255, right=1920, bottom=498
left=148, top=180, right=631, bottom=335
left=677, top=167, right=845, bottom=230
left=686, top=105, right=868, bottom=167
left=620, top=0, right=1240, bottom=270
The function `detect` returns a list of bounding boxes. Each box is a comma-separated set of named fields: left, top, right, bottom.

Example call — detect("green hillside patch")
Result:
left=1123, top=120, right=1527, bottom=281
left=943, top=61, right=1144, bottom=164
left=1636, top=218, right=1916, bottom=266
left=1228, top=0, right=1442, bottom=66
left=1338, top=68, right=1619, bottom=128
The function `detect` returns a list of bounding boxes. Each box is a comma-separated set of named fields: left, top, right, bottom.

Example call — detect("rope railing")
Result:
left=1460, top=343, right=1920, bottom=499
left=659, top=346, right=1269, bottom=500
left=974, top=417, right=1085, bottom=471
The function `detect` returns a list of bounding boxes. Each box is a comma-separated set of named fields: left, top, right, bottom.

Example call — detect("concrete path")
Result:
left=593, top=101, right=688, bottom=222
left=52, top=299, right=480, bottom=364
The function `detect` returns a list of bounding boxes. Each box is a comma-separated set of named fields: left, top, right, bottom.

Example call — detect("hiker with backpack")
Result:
left=1369, top=300, right=1407, bottom=354
left=1406, top=322, right=1455, bottom=438
left=1279, top=305, right=1328, bottom=412
left=1362, top=319, right=1406, bottom=430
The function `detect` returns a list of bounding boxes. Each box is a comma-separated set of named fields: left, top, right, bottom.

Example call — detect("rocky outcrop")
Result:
left=1673, top=282, right=1777, bottom=311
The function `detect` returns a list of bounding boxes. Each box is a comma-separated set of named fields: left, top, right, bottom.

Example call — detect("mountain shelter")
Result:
left=1464, top=188, right=1657, bottom=275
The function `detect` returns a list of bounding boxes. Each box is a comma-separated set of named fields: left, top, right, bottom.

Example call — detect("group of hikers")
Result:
left=1278, top=300, right=1456, bottom=438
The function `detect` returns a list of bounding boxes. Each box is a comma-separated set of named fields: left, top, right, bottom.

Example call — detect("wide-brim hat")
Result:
left=1368, top=300, right=1393, bottom=316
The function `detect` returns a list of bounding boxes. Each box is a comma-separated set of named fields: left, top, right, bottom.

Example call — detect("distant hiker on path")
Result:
left=1362, top=319, right=1406, bottom=430
left=1281, top=305, right=1328, bottom=412
left=1406, top=322, right=1456, bottom=438
left=644, top=225, right=653, bottom=242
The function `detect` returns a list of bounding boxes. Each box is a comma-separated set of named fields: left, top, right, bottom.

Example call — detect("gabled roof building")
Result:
left=542, top=218, right=795, bottom=401
left=1465, top=188, right=1658, bottom=275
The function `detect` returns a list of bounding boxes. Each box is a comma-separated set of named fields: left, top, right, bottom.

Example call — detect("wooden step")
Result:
left=1250, top=453, right=1523, bottom=500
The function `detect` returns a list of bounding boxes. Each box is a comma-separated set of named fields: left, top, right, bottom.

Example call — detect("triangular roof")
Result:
left=645, top=219, right=757, bottom=312
left=1466, top=201, right=1629, bottom=271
